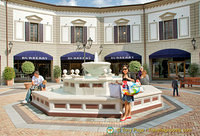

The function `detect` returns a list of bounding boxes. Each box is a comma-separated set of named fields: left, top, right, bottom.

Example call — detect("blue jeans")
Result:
left=173, top=87, right=179, bottom=96
left=25, top=85, right=39, bottom=102
left=25, top=88, right=32, bottom=102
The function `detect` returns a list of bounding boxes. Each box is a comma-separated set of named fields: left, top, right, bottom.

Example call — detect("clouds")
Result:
left=92, top=0, right=114, bottom=7
left=121, top=0, right=156, bottom=5
left=54, top=0, right=156, bottom=7
left=57, top=0, right=77, bottom=6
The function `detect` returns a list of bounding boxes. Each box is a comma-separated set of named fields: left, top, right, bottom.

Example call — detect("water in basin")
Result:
left=50, top=87, right=74, bottom=95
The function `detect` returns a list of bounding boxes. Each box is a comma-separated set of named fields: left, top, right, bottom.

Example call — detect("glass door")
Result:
left=168, top=61, right=185, bottom=78
left=168, top=62, right=176, bottom=78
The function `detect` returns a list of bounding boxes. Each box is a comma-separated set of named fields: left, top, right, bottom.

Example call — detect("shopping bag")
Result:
left=127, top=82, right=141, bottom=95
left=109, top=83, right=122, bottom=98
left=121, top=81, right=143, bottom=95
left=121, top=81, right=131, bottom=95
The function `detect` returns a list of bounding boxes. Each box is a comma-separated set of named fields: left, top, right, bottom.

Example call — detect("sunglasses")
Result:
left=123, top=68, right=128, bottom=70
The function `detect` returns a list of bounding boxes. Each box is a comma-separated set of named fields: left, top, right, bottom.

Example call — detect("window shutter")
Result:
left=127, top=25, right=131, bottom=43
left=83, top=26, right=87, bottom=44
left=159, top=21, right=163, bottom=40
left=25, top=22, right=30, bottom=41
left=173, top=19, right=177, bottom=39
left=114, top=26, right=118, bottom=43
left=71, top=26, right=75, bottom=43
left=39, top=24, right=43, bottom=42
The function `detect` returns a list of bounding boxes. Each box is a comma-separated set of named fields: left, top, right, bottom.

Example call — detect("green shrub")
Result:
left=143, top=63, right=150, bottom=74
left=53, top=65, right=61, bottom=78
left=188, top=63, right=199, bottom=77
left=21, top=61, right=35, bottom=74
left=3, top=67, right=15, bottom=80
left=129, top=61, right=141, bottom=73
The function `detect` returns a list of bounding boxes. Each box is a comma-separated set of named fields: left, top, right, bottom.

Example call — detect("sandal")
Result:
left=127, top=116, right=131, bottom=119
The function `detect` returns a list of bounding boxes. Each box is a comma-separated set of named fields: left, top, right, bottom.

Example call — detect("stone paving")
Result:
left=0, top=82, right=199, bottom=136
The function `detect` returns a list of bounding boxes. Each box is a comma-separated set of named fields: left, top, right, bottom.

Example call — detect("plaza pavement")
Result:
left=0, top=81, right=199, bottom=136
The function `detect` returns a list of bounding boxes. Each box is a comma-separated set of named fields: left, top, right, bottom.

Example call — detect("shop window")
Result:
left=71, top=26, right=87, bottom=43
left=159, top=19, right=177, bottom=40
left=30, top=23, right=38, bottom=42
left=75, top=26, right=83, bottom=43
left=114, top=25, right=130, bottom=43
left=164, top=20, right=173, bottom=40
left=25, top=22, right=43, bottom=42
left=119, top=26, right=127, bottom=43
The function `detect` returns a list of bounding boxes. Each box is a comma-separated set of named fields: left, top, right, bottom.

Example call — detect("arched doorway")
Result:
left=149, top=49, right=191, bottom=79
left=105, top=51, right=142, bottom=75
left=14, top=51, right=53, bottom=82
left=61, top=51, right=94, bottom=75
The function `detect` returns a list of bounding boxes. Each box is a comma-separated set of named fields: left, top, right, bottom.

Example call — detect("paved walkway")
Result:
left=0, top=82, right=199, bottom=136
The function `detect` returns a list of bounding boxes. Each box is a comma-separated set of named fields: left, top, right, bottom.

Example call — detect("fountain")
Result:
left=32, top=52, right=162, bottom=118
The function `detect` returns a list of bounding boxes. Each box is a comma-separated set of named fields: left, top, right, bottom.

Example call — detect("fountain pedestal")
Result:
left=63, top=76, right=121, bottom=96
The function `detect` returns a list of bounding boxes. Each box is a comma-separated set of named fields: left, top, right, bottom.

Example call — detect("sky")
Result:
left=34, top=0, right=156, bottom=7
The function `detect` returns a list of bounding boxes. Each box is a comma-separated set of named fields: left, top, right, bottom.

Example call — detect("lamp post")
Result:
left=76, top=37, right=93, bottom=62
left=8, top=41, right=13, bottom=53
left=191, top=38, right=196, bottom=50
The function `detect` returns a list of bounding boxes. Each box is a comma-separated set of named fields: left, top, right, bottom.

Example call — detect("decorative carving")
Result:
left=26, top=15, right=43, bottom=23
left=71, top=19, right=86, bottom=26
left=159, top=12, right=176, bottom=21
left=115, top=18, right=129, bottom=25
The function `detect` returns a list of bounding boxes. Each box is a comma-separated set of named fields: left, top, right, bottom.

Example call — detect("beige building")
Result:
left=0, top=0, right=199, bottom=82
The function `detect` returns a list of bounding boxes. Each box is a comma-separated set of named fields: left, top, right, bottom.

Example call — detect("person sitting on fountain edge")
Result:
left=40, top=80, right=47, bottom=91
left=22, top=71, right=44, bottom=104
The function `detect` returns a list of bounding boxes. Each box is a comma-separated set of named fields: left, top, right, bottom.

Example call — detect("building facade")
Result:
left=0, top=0, right=199, bottom=82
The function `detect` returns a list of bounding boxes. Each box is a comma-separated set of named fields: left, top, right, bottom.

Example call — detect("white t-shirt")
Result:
left=32, top=75, right=44, bottom=85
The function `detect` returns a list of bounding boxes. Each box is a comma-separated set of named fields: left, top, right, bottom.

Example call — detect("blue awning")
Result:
left=105, top=51, right=142, bottom=60
left=61, top=51, right=94, bottom=60
left=149, top=49, right=191, bottom=59
left=14, top=51, right=53, bottom=60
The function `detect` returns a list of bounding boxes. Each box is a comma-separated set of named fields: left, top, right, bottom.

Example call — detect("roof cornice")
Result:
left=6, top=0, right=185, bottom=13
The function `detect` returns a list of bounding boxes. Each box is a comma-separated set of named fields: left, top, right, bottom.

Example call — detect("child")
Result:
left=40, top=80, right=47, bottom=91
left=172, top=77, right=179, bottom=97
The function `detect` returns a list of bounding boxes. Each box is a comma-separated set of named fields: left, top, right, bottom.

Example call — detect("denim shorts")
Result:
left=122, top=95, right=134, bottom=103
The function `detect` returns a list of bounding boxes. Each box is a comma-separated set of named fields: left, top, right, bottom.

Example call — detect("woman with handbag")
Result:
left=120, top=65, right=135, bottom=121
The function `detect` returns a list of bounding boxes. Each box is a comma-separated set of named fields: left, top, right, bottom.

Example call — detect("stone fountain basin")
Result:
left=31, top=85, right=162, bottom=118
left=82, top=62, right=111, bottom=77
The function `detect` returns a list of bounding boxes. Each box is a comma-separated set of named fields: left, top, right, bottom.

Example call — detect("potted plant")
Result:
left=54, top=65, right=61, bottom=83
left=188, top=63, right=199, bottom=77
left=3, top=67, right=15, bottom=86
left=129, top=61, right=141, bottom=72
left=129, top=61, right=141, bottom=78
left=21, top=61, right=35, bottom=89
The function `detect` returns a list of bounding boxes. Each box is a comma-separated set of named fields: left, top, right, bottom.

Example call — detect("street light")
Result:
left=8, top=41, right=13, bottom=53
left=76, top=37, right=93, bottom=62
left=191, top=38, right=196, bottom=50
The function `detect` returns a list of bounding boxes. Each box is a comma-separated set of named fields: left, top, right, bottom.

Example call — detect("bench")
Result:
left=180, top=77, right=200, bottom=88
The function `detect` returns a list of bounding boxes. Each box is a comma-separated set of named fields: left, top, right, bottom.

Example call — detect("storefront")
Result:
left=61, top=51, right=94, bottom=75
left=150, top=49, right=191, bottom=79
left=14, top=51, right=53, bottom=82
left=105, top=51, right=142, bottom=75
